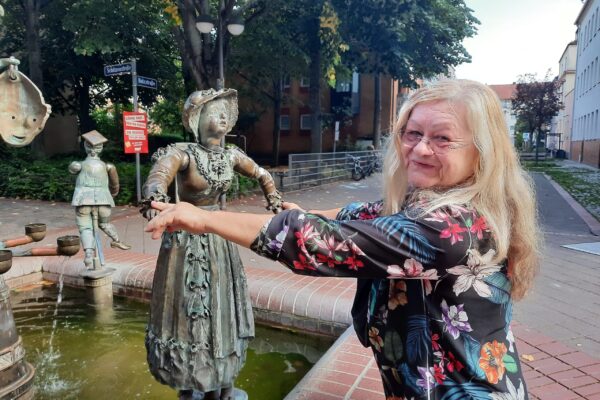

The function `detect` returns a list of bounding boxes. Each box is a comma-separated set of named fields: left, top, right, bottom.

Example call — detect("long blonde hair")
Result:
left=383, top=79, right=540, bottom=300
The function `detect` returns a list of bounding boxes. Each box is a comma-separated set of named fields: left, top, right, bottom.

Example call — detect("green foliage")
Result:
left=513, top=132, right=524, bottom=151
left=0, top=0, right=183, bottom=138
left=1, top=140, right=259, bottom=204
left=0, top=147, right=152, bottom=205
left=332, top=0, right=478, bottom=82
left=149, top=98, right=185, bottom=136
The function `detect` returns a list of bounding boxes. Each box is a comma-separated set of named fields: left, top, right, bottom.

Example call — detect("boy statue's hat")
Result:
left=81, top=130, right=108, bottom=146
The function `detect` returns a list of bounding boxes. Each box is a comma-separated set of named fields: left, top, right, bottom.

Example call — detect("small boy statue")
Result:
left=69, top=130, right=130, bottom=269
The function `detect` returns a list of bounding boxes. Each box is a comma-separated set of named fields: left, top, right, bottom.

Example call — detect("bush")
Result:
left=1, top=143, right=260, bottom=205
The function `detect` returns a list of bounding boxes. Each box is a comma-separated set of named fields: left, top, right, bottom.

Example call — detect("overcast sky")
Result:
left=454, top=0, right=583, bottom=84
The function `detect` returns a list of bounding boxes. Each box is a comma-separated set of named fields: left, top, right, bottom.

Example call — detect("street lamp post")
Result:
left=195, top=1, right=245, bottom=90
left=195, top=1, right=244, bottom=208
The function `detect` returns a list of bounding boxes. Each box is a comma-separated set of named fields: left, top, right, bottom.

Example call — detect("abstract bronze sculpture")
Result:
left=141, top=89, right=281, bottom=400
left=0, top=57, right=51, bottom=147
left=69, top=130, right=131, bottom=269
left=0, top=56, right=51, bottom=400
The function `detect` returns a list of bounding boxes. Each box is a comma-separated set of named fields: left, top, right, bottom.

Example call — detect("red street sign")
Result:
left=123, top=111, right=148, bottom=154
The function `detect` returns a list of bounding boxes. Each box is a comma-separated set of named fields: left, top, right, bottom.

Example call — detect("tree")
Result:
left=332, top=0, right=479, bottom=148
left=512, top=72, right=562, bottom=151
left=228, top=1, right=308, bottom=166
left=285, top=1, right=346, bottom=154
left=169, top=0, right=267, bottom=90
left=1, top=0, right=182, bottom=150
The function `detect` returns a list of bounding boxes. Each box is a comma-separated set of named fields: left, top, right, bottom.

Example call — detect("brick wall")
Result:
left=570, top=140, right=600, bottom=168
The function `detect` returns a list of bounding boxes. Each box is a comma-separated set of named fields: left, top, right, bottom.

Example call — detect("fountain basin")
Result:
left=11, top=284, right=333, bottom=400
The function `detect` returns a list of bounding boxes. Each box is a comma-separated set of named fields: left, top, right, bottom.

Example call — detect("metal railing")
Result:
left=272, top=150, right=383, bottom=191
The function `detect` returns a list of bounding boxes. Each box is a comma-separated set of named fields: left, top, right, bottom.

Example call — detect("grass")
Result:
left=523, top=160, right=600, bottom=221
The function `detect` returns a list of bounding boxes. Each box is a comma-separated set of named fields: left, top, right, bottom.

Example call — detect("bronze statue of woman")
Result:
left=141, top=89, right=281, bottom=400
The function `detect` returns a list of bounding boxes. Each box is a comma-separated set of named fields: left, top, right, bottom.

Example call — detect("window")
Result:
left=336, top=80, right=351, bottom=92
left=280, top=115, right=290, bottom=130
left=282, top=76, right=291, bottom=89
left=300, top=77, right=310, bottom=87
left=300, top=114, right=311, bottom=130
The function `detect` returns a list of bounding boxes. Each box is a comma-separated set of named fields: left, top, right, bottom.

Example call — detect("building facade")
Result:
left=488, top=84, right=517, bottom=142
left=241, top=73, right=399, bottom=164
left=572, top=0, right=600, bottom=167
left=553, top=40, right=577, bottom=155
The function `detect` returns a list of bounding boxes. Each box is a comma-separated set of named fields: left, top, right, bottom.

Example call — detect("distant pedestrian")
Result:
left=145, top=79, right=540, bottom=399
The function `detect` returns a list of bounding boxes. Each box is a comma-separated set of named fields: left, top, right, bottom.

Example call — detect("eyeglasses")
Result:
left=400, top=130, right=471, bottom=155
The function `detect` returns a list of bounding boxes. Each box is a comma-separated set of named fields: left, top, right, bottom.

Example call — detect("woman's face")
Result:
left=198, top=99, right=229, bottom=140
left=400, top=100, right=479, bottom=189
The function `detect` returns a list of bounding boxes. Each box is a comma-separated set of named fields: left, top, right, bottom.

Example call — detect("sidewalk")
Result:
left=2, top=173, right=600, bottom=399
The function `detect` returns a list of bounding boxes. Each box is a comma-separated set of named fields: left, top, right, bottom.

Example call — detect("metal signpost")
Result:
left=333, top=121, right=340, bottom=153
left=103, top=59, right=157, bottom=202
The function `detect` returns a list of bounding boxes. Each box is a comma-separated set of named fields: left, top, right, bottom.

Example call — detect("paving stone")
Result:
left=537, top=341, right=578, bottom=356
left=529, top=382, right=581, bottom=400
left=558, top=351, right=600, bottom=368
left=574, top=382, right=600, bottom=397
left=348, top=387, right=385, bottom=400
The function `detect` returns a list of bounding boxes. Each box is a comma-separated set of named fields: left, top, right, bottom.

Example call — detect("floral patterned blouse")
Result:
left=251, top=200, right=528, bottom=400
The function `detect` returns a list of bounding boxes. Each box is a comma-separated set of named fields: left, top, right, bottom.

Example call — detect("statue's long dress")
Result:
left=144, top=143, right=254, bottom=392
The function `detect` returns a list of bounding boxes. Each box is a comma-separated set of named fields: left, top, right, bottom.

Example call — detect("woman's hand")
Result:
left=282, top=201, right=306, bottom=212
left=144, top=201, right=208, bottom=240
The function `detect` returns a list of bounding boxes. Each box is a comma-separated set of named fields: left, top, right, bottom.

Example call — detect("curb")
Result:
left=542, top=173, right=600, bottom=236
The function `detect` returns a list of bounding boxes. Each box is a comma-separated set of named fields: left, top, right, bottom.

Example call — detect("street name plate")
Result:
left=137, top=76, right=158, bottom=89
left=104, top=63, right=132, bottom=76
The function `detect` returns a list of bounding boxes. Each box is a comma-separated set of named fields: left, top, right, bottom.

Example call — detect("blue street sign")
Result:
left=104, top=63, right=132, bottom=76
left=137, top=76, right=158, bottom=90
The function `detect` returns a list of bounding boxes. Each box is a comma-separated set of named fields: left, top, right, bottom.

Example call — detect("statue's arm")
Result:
left=232, top=148, right=282, bottom=213
left=0, top=57, right=20, bottom=70
left=68, top=161, right=82, bottom=175
left=106, top=163, right=120, bottom=197
left=141, top=146, right=190, bottom=219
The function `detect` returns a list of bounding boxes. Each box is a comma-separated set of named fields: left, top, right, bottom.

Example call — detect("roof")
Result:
left=487, top=84, right=517, bottom=100
left=575, top=0, right=591, bottom=25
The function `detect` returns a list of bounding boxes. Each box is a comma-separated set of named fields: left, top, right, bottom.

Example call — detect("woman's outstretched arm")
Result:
left=145, top=201, right=271, bottom=248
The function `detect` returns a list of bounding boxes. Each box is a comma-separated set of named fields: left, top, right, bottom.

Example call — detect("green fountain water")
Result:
left=11, top=284, right=333, bottom=400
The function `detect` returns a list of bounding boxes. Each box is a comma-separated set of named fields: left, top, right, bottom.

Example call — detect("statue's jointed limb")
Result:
left=232, top=149, right=282, bottom=213
left=106, top=163, right=120, bottom=197
left=140, top=146, right=189, bottom=216
left=68, top=161, right=82, bottom=175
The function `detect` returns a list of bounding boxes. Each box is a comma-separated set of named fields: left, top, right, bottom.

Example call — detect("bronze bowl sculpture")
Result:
left=0, top=250, right=12, bottom=275
left=24, top=223, right=46, bottom=242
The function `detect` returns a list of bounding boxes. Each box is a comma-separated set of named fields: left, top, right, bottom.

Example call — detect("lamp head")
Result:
left=196, top=14, right=214, bottom=34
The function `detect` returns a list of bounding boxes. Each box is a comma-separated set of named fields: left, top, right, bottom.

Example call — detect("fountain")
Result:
left=0, top=223, right=80, bottom=399
left=0, top=55, right=75, bottom=399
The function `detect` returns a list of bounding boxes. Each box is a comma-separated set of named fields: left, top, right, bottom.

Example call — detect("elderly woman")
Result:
left=145, top=80, right=540, bottom=399
left=141, top=88, right=281, bottom=400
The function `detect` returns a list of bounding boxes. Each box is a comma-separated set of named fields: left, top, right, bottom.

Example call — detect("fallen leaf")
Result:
left=521, top=354, right=535, bottom=362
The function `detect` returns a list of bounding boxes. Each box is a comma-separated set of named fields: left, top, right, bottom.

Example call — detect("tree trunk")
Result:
left=24, top=0, right=43, bottom=88
left=308, top=16, right=322, bottom=153
left=272, top=78, right=282, bottom=167
left=179, top=0, right=212, bottom=89
left=25, top=0, right=46, bottom=155
left=77, top=77, right=95, bottom=135
left=372, top=73, right=382, bottom=149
